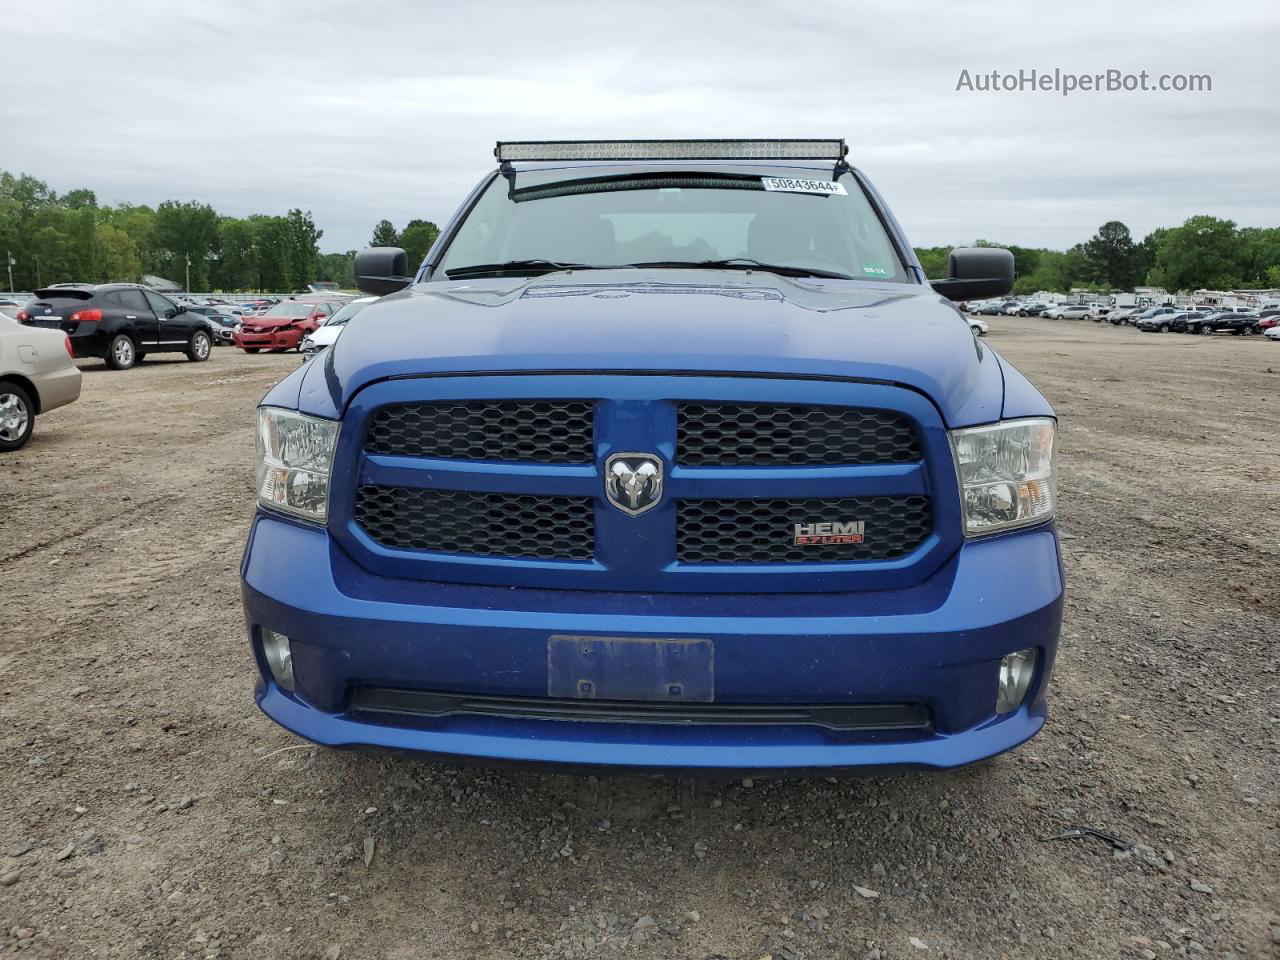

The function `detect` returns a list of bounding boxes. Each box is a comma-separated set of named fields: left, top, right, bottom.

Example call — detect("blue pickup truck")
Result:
left=243, top=139, right=1062, bottom=773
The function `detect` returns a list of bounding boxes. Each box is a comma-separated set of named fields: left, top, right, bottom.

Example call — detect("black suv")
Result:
left=18, top=284, right=216, bottom=370
left=1189, top=311, right=1259, bottom=335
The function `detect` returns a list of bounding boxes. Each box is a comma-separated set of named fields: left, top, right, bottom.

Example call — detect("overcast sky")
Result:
left=3, top=0, right=1277, bottom=252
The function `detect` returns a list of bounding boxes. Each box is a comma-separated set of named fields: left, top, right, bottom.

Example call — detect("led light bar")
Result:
left=495, top=139, right=847, bottom=163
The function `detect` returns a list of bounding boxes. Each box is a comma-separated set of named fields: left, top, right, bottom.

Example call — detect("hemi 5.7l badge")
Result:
left=794, top=521, right=865, bottom=546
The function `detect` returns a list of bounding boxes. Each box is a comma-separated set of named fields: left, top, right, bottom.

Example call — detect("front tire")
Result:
left=105, top=334, right=137, bottom=370
left=186, top=330, right=212, bottom=362
left=1159, top=324, right=1169, bottom=333
left=1200, top=325, right=1214, bottom=335
left=0, top=380, right=35, bottom=452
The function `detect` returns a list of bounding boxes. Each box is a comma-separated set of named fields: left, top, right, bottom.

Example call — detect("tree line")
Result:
left=914, top=217, right=1280, bottom=295
left=0, top=171, right=440, bottom=293
left=3, top=170, right=1275, bottom=295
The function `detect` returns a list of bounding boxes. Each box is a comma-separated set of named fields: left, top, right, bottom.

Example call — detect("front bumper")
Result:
left=234, top=329, right=302, bottom=351
left=241, top=514, right=1063, bottom=772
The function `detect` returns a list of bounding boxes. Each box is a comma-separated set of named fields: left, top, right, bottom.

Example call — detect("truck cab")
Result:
left=241, top=139, right=1062, bottom=773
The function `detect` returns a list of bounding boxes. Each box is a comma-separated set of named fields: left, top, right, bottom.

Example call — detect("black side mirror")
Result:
left=929, top=247, right=1015, bottom=301
left=164, top=307, right=178, bottom=319
left=355, top=247, right=412, bottom=296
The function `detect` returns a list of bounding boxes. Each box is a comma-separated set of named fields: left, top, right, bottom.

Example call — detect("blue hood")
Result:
left=293, top=271, right=1005, bottom=426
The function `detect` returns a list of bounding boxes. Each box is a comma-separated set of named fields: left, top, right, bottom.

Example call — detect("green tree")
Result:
left=1238, top=227, right=1280, bottom=287
left=1132, top=228, right=1166, bottom=287
left=0, top=172, right=58, bottom=289
left=63, top=188, right=97, bottom=210
left=154, top=200, right=219, bottom=289
left=284, top=208, right=322, bottom=288
left=314, top=251, right=356, bottom=288
left=399, top=219, right=440, bottom=268
left=215, top=217, right=257, bottom=290
left=370, top=219, right=400, bottom=247
left=93, top=223, right=141, bottom=282
left=251, top=215, right=292, bottom=291
left=29, top=224, right=71, bottom=288
left=912, top=246, right=950, bottom=279
left=1148, top=216, right=1244, bottom=292
left=1081, top=221, right=1136, bottom=289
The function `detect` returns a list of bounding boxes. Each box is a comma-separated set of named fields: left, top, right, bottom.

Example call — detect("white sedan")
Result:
left=1264, top=325, right=1280, bottom=341
left=300, top=296, right=378, bottom=359
left=968, top=317, right=989, bottom=337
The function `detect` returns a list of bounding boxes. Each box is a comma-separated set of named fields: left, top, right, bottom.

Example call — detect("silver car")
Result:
left=0, top=312, right=82, bottom=451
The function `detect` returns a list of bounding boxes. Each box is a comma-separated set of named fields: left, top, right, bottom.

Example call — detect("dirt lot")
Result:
left=1, top=318, right=1277, bottom=960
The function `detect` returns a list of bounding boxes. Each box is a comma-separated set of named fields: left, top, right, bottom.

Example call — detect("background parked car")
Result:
left=18, top=284, right=215, bottom=370
left=1044, top=304, right=1092, bottom=320
left=1127, top=305, right=1178, bottom=328
left=1140, top=310, right=1201, bottom=333
left=0, top=311, right=81, bottom=451
left=1183, top=311, right=1247, bottom=335
left=1252, top=308, right=1280, bottom=331
left=185, top=305, right=238, bottom=344
left=1190, top=312, right=1259, bottom=336
left=1264, top=325, right=1280, bottom=341
left=975, top=300, right=1016, bottom=315
left=300, top=296, right=378, bottom=358
left=232, top=297, right=345, bottom=353
left=1016, top=301, right=1052, bottom=317
left=967, top=316, right=989, bottom=337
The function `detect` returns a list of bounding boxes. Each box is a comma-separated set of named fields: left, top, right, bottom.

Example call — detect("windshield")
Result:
left=321, top=300, right=372, bottom=327
left=434, top=165, right=908, bottom=283
left=265, top=302, right=316, bottom=317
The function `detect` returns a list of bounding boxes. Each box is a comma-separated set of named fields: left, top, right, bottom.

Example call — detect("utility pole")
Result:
left=185, top=252, right=191, bottom=293
left=6, top=250, right=13, bottom=293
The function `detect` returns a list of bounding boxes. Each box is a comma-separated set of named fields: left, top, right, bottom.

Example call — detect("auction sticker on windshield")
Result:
left=760, top=177, right=848, bottom=195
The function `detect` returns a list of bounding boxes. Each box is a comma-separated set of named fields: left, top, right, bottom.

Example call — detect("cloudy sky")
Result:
left=3, top=0, right=1277, bottom=253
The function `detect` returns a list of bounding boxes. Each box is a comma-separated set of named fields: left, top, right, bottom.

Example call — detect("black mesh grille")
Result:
left=355, top=486, right=594, bottom=561
left=365, top=400, right=594, bottom=463
left=678, top=403, right=920, bottom=466
left=678, top=496, right=932, bottom=564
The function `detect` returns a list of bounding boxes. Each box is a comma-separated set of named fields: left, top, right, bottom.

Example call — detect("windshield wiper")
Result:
left=444, top=259, right=607, bottom=279
left=622, top=258, right=854, bottom=280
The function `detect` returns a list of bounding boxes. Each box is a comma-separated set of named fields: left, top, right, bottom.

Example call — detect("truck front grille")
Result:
left=342, top=377, right=954, bottom=591
left=355, top=486, right=595, bottom=560
left=678, top=496, right=932, bottom=564
left=677, top=402, right=920, bottom=466
left=365, top=400, right=594, bottom=463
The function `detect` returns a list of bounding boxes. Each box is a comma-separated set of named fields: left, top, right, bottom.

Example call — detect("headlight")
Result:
left=949, top=417, right=1056, bottom=536
left=256, top=407, right=339, bottom=522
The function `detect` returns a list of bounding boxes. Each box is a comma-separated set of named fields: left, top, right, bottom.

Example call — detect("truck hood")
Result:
left=296, top=271, right=1004, bottom=426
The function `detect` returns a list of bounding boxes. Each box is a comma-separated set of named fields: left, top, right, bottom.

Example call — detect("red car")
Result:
left=1256, top=309, right=1280, bottom=331
left=233, top=298, right=344, bottom=353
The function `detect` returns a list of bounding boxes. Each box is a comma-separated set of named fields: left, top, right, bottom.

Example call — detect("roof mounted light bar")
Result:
left=495, top=139, right=848, bottom=163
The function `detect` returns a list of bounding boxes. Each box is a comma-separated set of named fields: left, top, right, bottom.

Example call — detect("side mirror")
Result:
left=929, top=247, right=1015, bottom=301
left=164, top=308, right=178, bottom=319
left=355, top=247, right=412, bottom=296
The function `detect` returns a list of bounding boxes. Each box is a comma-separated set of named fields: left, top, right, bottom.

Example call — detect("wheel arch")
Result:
left=0, top=373, right=41, bottom=414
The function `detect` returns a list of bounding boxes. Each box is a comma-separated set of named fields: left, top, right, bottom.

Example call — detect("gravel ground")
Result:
left=1, top=318, right=1277, bottom=959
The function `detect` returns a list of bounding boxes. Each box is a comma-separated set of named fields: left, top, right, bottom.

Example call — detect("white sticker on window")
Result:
left=760, top=177, right=848, bottom=196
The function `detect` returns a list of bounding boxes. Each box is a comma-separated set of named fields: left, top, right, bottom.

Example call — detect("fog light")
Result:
left=261, top=629, right=295, bottom=692
left=996, top=648, right=1037, bottom=714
